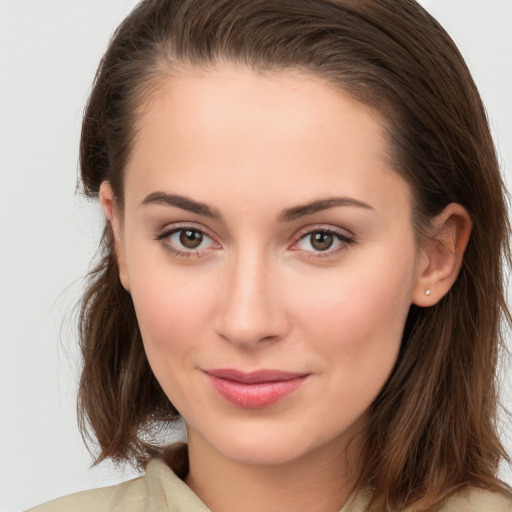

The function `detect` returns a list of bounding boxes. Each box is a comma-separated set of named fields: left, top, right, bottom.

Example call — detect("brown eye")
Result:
left=157, top=226, right=217, bottom=256
left=179, top=229, right=204, bottom=249
left=296, top=228, right=353, bottom=255
left=310, top=232, right=334, bottom=251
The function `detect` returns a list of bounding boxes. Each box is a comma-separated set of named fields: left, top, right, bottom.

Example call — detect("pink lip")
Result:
left=203, top=368, right=310, bottom=408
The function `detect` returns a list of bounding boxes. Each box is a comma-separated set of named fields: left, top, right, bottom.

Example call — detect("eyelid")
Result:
left=289, top=224, right=356, bottom=255
left=293, top=223, right=355, bottom=240
left=154, top=222, right=355, bottom=258
left=155, top=222, right=221, bottom=256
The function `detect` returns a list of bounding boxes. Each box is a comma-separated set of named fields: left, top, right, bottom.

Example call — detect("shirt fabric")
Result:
left=28, top=443, right=512, bottom=512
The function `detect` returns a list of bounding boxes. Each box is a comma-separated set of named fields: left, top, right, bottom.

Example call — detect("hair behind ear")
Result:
left=77, top=227, right=179, bottom=465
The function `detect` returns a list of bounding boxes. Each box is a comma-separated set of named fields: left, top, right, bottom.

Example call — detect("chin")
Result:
left=217, top=435, right=309, bottom=466
left=196, top=417, right=356, bottom=468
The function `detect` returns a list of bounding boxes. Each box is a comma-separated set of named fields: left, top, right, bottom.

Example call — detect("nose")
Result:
left=215, top=249, right=290, bottom=348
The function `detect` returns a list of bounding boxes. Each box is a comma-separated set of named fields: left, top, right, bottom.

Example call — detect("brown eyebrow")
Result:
left=279, top=197, right=373, bottom=222
left=141, top=192, right=372, bottom=222
left=141, top=192, right=221, bottom=218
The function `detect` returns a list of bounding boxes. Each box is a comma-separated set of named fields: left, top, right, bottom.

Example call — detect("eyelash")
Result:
left=155, top=225, right=355, bottom=259
left=155, top=223, right=219, bottom=258
left=291, top=227, right=355, bottom=258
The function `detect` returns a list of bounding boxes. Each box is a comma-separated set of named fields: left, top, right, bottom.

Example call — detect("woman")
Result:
left=30, top=0, right=511, bottom=510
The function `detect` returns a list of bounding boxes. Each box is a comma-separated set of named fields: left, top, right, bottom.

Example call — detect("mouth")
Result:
left=203, top=368, right=310, bottom=409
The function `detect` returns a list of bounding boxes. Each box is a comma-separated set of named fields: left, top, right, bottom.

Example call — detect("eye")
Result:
left=175, top=229, right=207, bottom=249
left=295, top=228, right=354, bottom=255
left=156, top=225, right=218, bottom=256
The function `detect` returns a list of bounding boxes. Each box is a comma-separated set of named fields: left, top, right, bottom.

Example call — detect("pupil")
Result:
left=180, top=230, right=203, bottom=249
left=311, top=232, right=333, bottom=251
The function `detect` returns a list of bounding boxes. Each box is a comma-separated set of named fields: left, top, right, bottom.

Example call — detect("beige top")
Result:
left=29, top=443, right=512, bottom=512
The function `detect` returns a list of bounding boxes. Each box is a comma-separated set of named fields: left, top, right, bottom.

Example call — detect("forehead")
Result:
left=124, top=65, right=410, bottom=216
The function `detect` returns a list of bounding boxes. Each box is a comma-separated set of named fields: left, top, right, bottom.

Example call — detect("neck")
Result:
left=184, top=428, right=363, bottom=512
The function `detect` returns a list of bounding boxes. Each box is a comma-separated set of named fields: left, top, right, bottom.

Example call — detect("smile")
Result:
left=203, top=369, right=310, bottom=409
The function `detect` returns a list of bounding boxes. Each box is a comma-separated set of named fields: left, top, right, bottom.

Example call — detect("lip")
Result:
left=203, top=368, right=310, bottom=409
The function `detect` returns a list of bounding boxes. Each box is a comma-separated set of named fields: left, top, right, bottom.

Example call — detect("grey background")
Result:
left=1, top=1, right=511, bottom=510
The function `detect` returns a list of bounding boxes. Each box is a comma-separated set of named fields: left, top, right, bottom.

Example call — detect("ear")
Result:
left=99, top=181, right=130, bottom=292
left=412, top=203, right=472, bottom=307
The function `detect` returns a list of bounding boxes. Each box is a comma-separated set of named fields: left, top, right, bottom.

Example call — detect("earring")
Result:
left=425, top=289, right=431, bottom=296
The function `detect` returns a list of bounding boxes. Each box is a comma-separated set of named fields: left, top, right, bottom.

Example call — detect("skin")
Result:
left=101, top=65, right=471, bottom=512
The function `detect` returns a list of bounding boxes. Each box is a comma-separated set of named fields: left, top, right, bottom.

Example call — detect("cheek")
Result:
left=128, top=265, right=218, bottom=365
left=128, top=268, right=221, bottom=414
left=295, top=261, right=412, bottom=339
left=290, top=254, right=415, bottom=392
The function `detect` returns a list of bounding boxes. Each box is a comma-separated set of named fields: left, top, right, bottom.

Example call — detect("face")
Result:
left=107, top=65, right=428, bottom=467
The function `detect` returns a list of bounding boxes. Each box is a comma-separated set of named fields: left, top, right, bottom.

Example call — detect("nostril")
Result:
left=217, top=325, right=280, bottom=348
left=216, top=301, right=289, bottom=347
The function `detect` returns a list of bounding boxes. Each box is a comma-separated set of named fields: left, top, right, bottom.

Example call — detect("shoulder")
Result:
left=27, top=444, right=209, bottom=512
left=345, top=486, right=512, bottom=512
left=27, top=475, right=148, bottom=512
left=439, top=487, right=512, bottom=512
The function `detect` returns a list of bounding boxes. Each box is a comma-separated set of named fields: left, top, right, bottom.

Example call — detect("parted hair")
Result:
left=77, top=0, right=511, bottom=510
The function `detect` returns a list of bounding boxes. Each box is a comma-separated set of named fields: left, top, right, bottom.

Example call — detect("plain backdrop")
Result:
left=1, top=1, right=511, bottom=511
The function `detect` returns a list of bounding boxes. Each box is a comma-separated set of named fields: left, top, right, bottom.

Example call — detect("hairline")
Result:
left=114, top=56, right=427, bottom=243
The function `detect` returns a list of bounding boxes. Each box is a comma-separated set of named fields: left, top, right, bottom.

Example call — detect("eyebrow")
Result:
left=279, top=197, right=373, bottom=222
left=141, top=192, right=221, bottom=218
left=141, top=192, right=372, bottom=221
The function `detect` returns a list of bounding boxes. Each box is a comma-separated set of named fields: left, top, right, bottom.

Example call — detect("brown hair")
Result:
left=77, top=0, right=511, bottom=510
